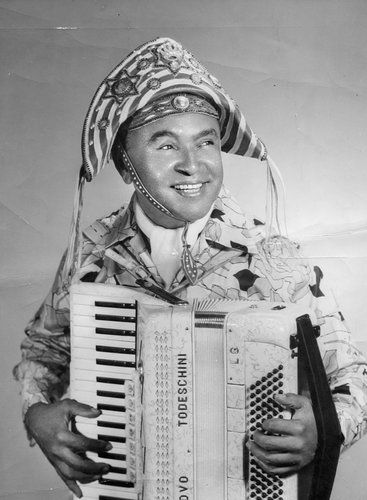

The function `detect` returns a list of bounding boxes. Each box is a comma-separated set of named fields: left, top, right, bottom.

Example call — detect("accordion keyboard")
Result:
left=70, top=286, right=142, bottom=500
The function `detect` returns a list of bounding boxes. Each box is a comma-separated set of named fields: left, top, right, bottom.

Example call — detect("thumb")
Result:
left=64, top=399, right=101, bottom=419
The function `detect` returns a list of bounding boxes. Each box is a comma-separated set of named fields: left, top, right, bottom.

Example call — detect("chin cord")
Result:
left=118, top=145, right=179, bottom=220
left=180, top=222, right=199, bottom=285
left=61, top=166, right=86, bottom=288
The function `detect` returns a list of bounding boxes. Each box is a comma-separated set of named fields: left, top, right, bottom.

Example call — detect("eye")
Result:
left=200, top=139, right=215, bottom=147
left=159, top=144, right=175, bottom=150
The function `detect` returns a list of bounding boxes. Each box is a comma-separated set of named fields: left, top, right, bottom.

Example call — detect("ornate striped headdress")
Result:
left=82, top=37, right=267, bottom=181
left=63, top=37, right=285, bottom=285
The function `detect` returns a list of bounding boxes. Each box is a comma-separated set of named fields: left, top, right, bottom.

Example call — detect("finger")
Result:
left=252, top=430, right=301, bottom=452
left=64, top=399, right=102, bottom=419
left=57, top=459, right=105, bottom=482
left=252, top=456, right=300, bottom=477
left=56, top=473, right=82, bottom=498
left=79, top=475, right=106, bottom=484
left=274, top=393, right=309, bottom=411
left=248, top=440, right=301, bottom=469
left=61, top=448, right=111, bottom=476
left=261, top=417, right=306, bottom=437
left=58, top=431, right=112, bottom=454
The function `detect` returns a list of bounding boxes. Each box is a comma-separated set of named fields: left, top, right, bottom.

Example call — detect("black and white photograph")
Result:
left=1, top=1, right=367, bottom=499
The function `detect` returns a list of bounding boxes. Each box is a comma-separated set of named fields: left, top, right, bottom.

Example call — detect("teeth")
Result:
left=175, top=183, right=202, bottom=190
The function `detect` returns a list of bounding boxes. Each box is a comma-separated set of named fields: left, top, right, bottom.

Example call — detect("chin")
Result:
left=172, top=202, right=210, bottom=223
left=185, top=210, right=210, bottom=223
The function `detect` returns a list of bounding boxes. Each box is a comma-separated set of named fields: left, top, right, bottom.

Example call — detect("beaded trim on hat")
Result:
left=128, top=93, right=219, bottom=130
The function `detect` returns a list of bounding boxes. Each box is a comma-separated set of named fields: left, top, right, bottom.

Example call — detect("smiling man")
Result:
left=13, top=37, right=367, bottom=498
left=118, top=100, right=223, bottom=229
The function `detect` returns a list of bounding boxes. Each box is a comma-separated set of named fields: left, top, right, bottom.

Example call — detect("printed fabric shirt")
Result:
left=13, top=186, right=367, bottom=451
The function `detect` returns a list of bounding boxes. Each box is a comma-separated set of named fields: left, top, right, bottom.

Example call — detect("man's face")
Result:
left=125, top=113, right=223, bottom=228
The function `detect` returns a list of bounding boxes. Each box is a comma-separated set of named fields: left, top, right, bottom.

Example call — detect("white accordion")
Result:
left=70, top=283, right=342, bottom=500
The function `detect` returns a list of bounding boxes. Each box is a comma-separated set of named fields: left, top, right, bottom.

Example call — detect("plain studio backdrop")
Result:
left=1, top=1, right=367, bottom=499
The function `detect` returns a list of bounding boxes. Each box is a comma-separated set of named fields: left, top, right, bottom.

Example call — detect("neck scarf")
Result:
left=134, top=198, right=211, bottom=288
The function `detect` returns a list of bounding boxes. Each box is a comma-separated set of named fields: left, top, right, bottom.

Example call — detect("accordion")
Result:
left=70, top=282, right=342, bottom=500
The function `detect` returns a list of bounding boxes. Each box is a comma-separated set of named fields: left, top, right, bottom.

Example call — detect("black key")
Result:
left=95, top=327, right=135, bottom=336
left=96, top=376, right=125, bottom=385
left=99, top=496, right=132, bottom=500
left=98, top=434, right=126, bottom=443
left=95, top=301, right=136, bottom=309
left=99, top=479, right=135, bottom=488
left=96, top=345, right=136, bottom=355
left=97, top=421, right=126, bottom=430
left=97, top=390, right=126, bottom=399
left=95, top=314, right=136, bottom=323
left=97, top=359, right=135, bottom=368
left=97, top=403, right=126, bottom=412
left=98, top=451, right=126, bottom=461
left=108, top=465, right=127, bottom=474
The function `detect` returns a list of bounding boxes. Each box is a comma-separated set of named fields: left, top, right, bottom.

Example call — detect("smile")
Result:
left=173, top=183, right=204, bottom=196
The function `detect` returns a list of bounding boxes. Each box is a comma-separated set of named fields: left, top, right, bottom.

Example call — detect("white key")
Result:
left=86, top=452, right=127, bottom=470
left=72, top=337, right=136, bottom=350
left=72, top=378, right=128, bottom=394
left=76, top=412, right=126, bottom=427
left=76, top=421, right=127, bottom=439
left=72, top=291, right=136, bottom=307
left=71, top=358, right=135, bottom=374
left=77, top=431, right=127, bottom=452
left=79, top=484, right=138, bottom=499
left=73, top=315, right=136, bottom=331
left=72, top=347, right=136, bottom=364
left=71, top=367, right=131, bottom=385
left=71, top=391, right=127, bottom=414
left=102, top=469, right=131, bottom=482
left=72, top=325, right=136, bottom=343
left=73, top=303, right=137, bottom=318
left=83, top=450, right=130, bottom=480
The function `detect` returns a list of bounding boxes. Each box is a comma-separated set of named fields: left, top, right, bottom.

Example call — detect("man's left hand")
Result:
left=246, top=393, right=318, bottom=476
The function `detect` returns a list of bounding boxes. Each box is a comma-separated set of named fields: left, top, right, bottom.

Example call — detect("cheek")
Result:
left=213, top=157, right=224, bottom=184
left=138, top=164, right=166, bottom=189
left=129, top=150, right=163, bottom=185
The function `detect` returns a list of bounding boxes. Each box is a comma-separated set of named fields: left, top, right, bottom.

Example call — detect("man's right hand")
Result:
left=25, top=399, right=112, bottom=498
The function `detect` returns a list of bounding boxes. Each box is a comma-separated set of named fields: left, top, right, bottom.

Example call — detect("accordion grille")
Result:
left=247, top=364, right=286, bottom=499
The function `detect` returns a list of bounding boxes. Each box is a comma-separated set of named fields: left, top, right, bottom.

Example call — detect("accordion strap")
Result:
left=295, top=315, right=344, bottom=500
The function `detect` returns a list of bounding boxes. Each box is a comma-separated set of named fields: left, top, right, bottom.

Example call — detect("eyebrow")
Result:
left=148, top=127, right=219, bottom=144
left=194, top=128, right=219, bottom=140
left=148, top=130, right=176, bottom=143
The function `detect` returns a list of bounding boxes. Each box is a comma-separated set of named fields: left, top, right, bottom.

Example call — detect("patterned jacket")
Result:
left=13, top=187, right=367, bottom=450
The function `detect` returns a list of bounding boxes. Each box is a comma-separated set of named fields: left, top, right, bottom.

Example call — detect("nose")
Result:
left=174, top=147, right=200, bottom=176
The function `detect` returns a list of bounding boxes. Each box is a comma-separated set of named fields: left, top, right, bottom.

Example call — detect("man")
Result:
left=13, top=37, right=367, bottom=498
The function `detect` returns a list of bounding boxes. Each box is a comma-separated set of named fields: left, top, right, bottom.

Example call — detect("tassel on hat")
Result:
left=61, top=167, right=86, bottom=287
